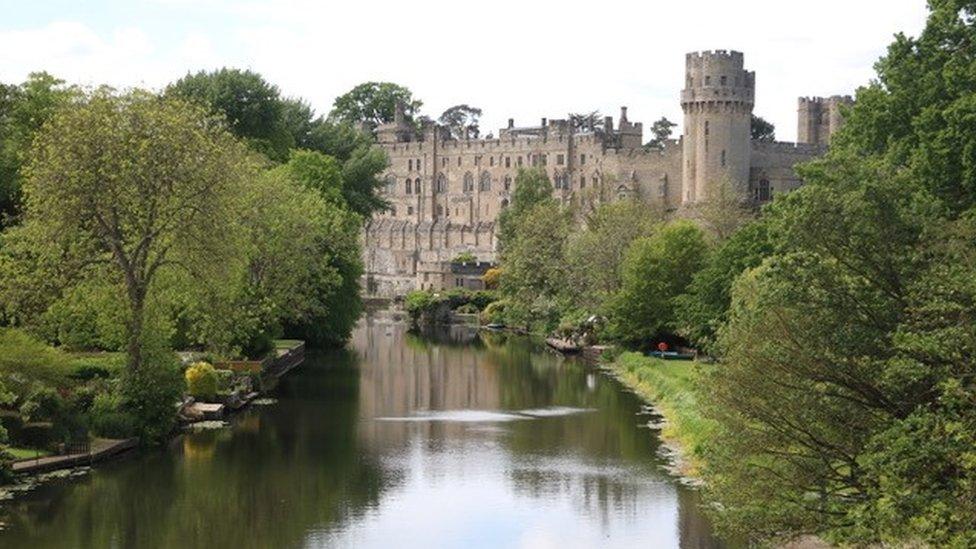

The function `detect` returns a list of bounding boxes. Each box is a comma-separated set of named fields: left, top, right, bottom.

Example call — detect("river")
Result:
left=0, top=313, right=727, bottom=548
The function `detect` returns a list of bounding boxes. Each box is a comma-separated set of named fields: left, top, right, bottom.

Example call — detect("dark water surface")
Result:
left=0, top=314, right=726, bottom=548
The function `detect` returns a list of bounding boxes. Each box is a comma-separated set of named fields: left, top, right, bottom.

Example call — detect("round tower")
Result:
left=680, top=50, right=754, bottom=203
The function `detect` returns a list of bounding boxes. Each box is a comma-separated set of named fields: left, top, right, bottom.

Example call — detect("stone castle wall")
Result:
left=363, top=50, right=849, bottom=298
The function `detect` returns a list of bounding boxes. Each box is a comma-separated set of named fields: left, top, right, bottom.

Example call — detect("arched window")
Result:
left=479, top=172, right=491, bottom=191
left=415, top=178, right=422, bottom=194
left=463, top=172, right=474, bottom=193
left=504, top=176, right=512, bottom=191
left=754, top=179, right=771, bottom=202
left=437, top=205, right=444, bottom=216
left=436, top=173, right=448, bottom=193
left=405, top=179, right=412, bottom=195
left=384, top=174, right=396, bottom=194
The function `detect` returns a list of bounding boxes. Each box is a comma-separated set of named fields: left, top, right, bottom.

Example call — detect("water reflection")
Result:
left=0, top=314, right=726, bottom=548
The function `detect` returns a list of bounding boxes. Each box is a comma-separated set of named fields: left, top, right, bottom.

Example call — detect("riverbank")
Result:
left=603, top=352, right=716, bottom=481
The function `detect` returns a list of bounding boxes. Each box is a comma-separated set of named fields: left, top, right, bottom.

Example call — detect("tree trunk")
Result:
left=127, top=287, right=146, bottom=371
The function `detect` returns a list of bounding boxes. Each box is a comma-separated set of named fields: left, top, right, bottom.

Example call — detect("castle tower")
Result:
left=681, top=50, right=755, bottom=203
left=797, top=95, right=853, bottom=146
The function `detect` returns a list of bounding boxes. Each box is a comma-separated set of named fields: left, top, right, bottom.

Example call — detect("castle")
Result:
left=363, top=50, right=853, bottom=297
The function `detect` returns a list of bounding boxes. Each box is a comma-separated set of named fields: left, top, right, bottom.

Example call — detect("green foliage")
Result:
left=480, top=299, right=510, bottom=325
left=451, top=251, right=477, bottom=263
left=0, top=72, right=79, bottom=225
left=88, top=391, right=136, bottom=439
left=674, top=219, right=773, bottom=353
left=499, top=198, right=571, bottom=333
left=497, top=168, right=554, bottom=254
left=0, top=328, right=69, bottom=398
left=328, top=82, right=422, bottom=134
left=120, top=343, right=183, bottom=444
left=750, top=114, right=776, bottom=142
left=439, top=104, right=482, bottom=139
left=607, top=220, right=709, bottom=348
left=166, top=68, right=293, bottom=162
left=645, top=116, right=677, bottom=149
left=185, top=362, right=218, bottom=401
left=698, top=5, right=976, bottom=543
left=563, top=199, right=661, bottom=312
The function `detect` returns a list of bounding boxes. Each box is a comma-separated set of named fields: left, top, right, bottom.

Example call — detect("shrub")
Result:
left=19, top=422, right=53, bottom=450
left=185, top=362, right=218, bottom=401
left=482, top=267, right=502, bottom=290
left=88, top=392, right=136, bottom=439
left=452, top=251, right=477, bottom=263
left=121, top=345, right=184, bottom=444
left=480, top=299, right=510, bottom=325
left=455, top=303, right=479, bottom=314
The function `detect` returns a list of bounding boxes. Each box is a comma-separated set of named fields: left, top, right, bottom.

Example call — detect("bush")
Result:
left=185, top=362, right=218, bottom=401
left=121, top=346, right=184, bottom=444
left=455, top=303, right=479, bottom=314
left=88, top=392, right=136, bottom=439
left=480, top=299, right=510, bottom=325
left=19, top=422, right=53, bottom=450
left=452, top=251, right=477, bottom=263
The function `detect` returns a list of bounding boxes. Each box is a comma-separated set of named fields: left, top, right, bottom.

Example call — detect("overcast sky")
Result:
left=1, top=0, right=929, bottom=142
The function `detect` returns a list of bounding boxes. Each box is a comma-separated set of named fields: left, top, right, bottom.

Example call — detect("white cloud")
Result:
left=0, top=0, right=931, bottom=141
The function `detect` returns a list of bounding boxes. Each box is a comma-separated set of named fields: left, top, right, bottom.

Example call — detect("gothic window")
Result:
left=580, top=154, right=586, bottom=165
left=415, top=178, right=422, bottom=194
left=754, top=179, right=771, bottom=202
left=721, top=149, right=726, bottom=167
left=457, top=157, right=461, bottom=167
left=490, top=156, right=495, bottom=167
left=479, top=172, right=491, bottom=192
left=504, top=175, right=512, bottom=191
left=384, top=174, right=396, bottom=194
left=720, top=75, right=727, bottom=86
left=408, top=206, right=414, bottom=215
left=557, top=154, right=564, bottom=166
left=463, top=172, right=474, bottom=193
left=542, top=154, right=548, bottom=166
left=408, top=159, right=413, bottom=171
left=405, top=179, right=412, bottom=194
left=705, top=75, right=711, bottom=86
left=505, top=157, right=511, bottom=168
left=705, top=121, right=710, bottom=136
left=517, top=156, right=523, bottom=167
left=437, top=205, right=444, bottom=216
left=554, top=172, right=569, bottom=190
left=580, top=176, right=586, bottom=189
left=436, top=173, right=448, bottom=193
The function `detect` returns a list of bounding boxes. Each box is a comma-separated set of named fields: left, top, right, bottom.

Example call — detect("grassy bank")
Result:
left=607, top=352, right=716, bottom=479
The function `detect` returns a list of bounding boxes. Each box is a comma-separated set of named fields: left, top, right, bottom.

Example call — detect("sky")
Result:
left=0, top=0, right=930, bottom=142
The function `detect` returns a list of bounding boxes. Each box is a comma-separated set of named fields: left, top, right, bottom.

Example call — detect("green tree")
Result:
left=439, top=104, right=482, bottom=139
left=328, top=82, right=422, bottom=134
left=750, top=114, right=776, bottom=142
left=607, top=220, right=709, bottom=348
left=645, top=116, right=677, bottom=149
left=499, top=199, right=571, bottom=332
left=497, top=168, right=554, bottom=254
left=18, top=90, right=252, bottom=371
left=563, top=199, right=661, bottom=312
left=0, top=73, right=78, bottom=225
left=166, top=68, right=293, bottom=161
left=673, top=219, right=773, bottom=353
left=699, top=4, right=976, bottom=543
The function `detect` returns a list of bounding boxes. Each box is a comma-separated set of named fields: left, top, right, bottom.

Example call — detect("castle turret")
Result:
left=797, top=95, right=853, bottom=146
left=681, top=50, right=754, bottom=203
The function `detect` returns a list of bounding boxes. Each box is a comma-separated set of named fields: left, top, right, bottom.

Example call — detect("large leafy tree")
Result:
left=166, top=68, right=294, bottom=162
left=497, top=167, right=554, bottom=255
left=328, top=82, right=422, bottom=134
left=645, top=116, right=677, bottom=149
left=607, top=220, right=708, bottom=348
left=750, top=114, right=776, bottom=142
left=700, top=2, right=976, bottom=544
left=17, top=90, right=253, bottom=371
left=439, top=104, right=482, bottom=139
left=0, top=73, right=78, bottom=226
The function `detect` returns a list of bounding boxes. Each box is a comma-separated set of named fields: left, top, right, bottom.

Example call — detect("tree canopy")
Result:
left=750, top=114, right=776, bottom=142
left=439, top=104, right=482, bottom=139
left=328, top=82, right=422, bottom=134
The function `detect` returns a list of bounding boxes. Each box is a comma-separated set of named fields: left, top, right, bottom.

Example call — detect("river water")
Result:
left=0, top=313, right=726, bottom=548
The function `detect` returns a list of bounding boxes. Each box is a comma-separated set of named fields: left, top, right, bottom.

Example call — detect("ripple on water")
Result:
left=374, top=406, right=597, bottom=423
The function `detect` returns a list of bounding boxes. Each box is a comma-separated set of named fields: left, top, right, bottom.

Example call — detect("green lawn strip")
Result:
left=609, top=352, right=717, bottom=478
left=7, top=446, right=53, bottom=460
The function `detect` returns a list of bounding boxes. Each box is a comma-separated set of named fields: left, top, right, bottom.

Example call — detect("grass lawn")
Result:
left=608, top=352, right=717, bottom=478
left=7, top=446, right=52, bottom=460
